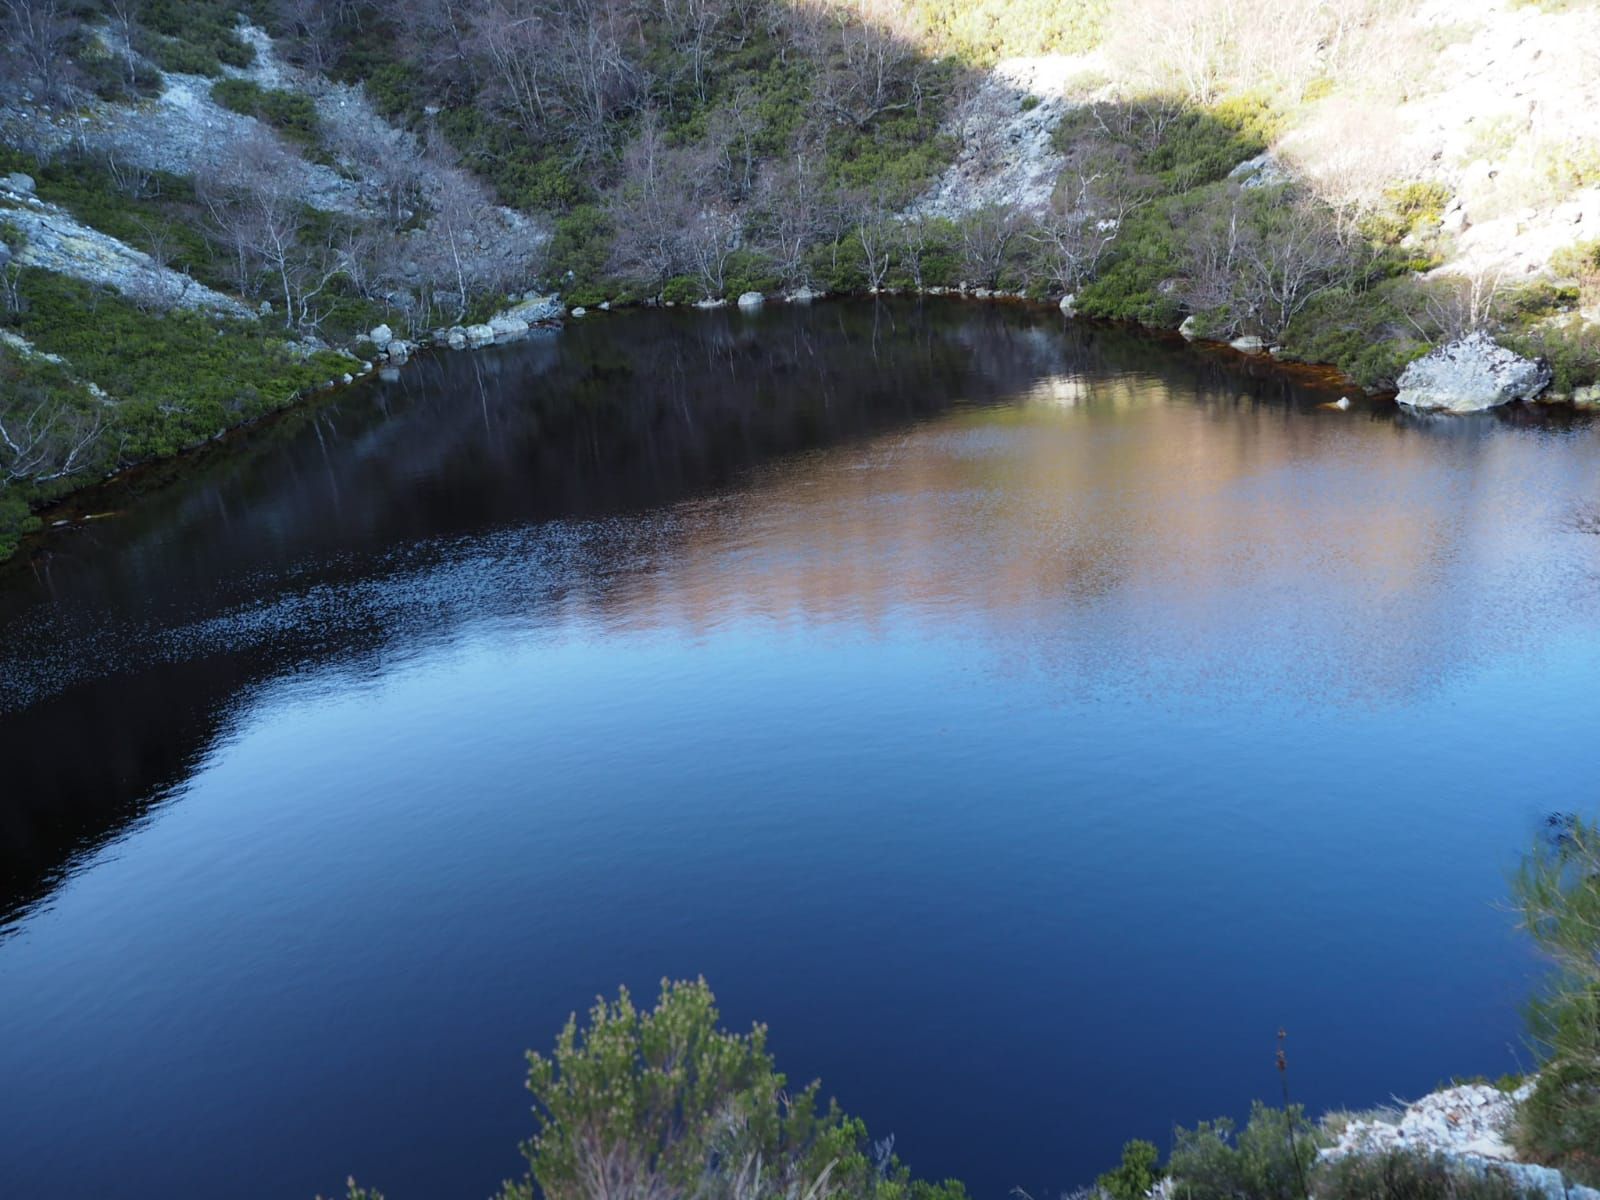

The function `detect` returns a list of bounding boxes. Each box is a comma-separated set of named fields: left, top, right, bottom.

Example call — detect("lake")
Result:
left=1, top=299, right=1596, bottom=1199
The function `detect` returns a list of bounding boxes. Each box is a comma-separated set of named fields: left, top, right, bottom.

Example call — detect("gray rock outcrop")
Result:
left=1322, top=1083, right=1600, bottom=1200
left=1228, top=152, right=1291, bottom=190
left=1395, top=332, right=1552, bottom=412
left=0, top=187, right=251, bottom=317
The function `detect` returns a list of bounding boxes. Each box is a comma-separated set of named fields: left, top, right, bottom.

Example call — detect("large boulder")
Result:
left=368, top=323, right=393, bottom=350
left=1396, top=332, right=1552, bottom=413
left=3, top=172, right=35, bottom=196
left=465, top=323, right=496, bottom=347
left=488, top=314, right=529, bottom=341
left=737, top=291, right=765, bottom=309
left=506, top=293, right=564, bottom=323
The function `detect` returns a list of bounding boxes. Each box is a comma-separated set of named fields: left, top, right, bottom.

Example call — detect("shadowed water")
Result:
left=1, top=300, right=1598, bottom=1200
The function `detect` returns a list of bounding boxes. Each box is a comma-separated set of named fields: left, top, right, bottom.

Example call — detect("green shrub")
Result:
left=662, top=274, right=702, bottom=304
left=0, top=491, right=39, bottom=562
left=139, top=0, right=255, bottom=75
left=1361, top=182, right=1453, bottom=246
left=545, top=205, right=615, bottom=297
left=1098, top=1140, right=1163, bottom=1200
left=1513, top=1060, right=1600, bottom=1187
left=1314, top=1151, right=1542, bottom=1200
left=210, top=79, right=321, bottom=144
left=1510, top=815, right=1600, bottom=1185
left=724, top=250, right=782, bottom=299
left=144, top=36, right=223, bottom=77
left=495, top=979, right=970, bottom=1200
left=1503, top=317, right=1600, bottom=393
left=1141, top=95, right=1278, bottom=192
left=1167, top=1102, right=1321, bottom=1200
left=1280, top=283, right=1430, bottom=389
left=8, top=272, right=351, bottom=463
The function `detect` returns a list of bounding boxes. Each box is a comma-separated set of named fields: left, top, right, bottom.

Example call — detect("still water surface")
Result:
left=2, top=301, right=1598, bottom=1199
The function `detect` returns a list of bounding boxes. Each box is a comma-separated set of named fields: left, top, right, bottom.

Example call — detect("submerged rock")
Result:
left=1230, top=334, right=1268, bottom=353
left=1058, top=292, right=1076, bottom=317
left=1395, top=332, right=1552, bottom=413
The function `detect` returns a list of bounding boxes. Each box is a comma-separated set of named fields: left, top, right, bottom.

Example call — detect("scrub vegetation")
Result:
left=2, top=0, right=1598, bottom=564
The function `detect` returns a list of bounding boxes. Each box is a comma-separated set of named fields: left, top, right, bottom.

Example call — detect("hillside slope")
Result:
left=3, top=0, right=1600, bottom=562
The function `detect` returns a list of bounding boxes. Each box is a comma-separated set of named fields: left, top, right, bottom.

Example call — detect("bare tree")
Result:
left=1178, top=188, right=1360, bottom=340
left=2, top=0, right=78, bottom=104
left=958, top=205, right=1024, bottom=290
left=1029, top=165, right=1140, bottom=296
left=608, top=117, right=691, bottom=292
left=470, top=0, right=556, bottom=138
left=794, top=0, right=928, bottom=130
left=102, top=0, right=145, bottom=88
left=1233, top=197, right=1358, bottom=338
left=845, top=185, right=896, bottom=292
left=0, top=395, right=103, bottom=484
left=761, top=150, right=829, bottom=289
left=658, top=0, right=727, bottom=105
left=685, top=199, right=741, bottom=299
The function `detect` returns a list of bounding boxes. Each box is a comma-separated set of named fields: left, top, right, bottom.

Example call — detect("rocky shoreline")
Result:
left=1318, top=1081, right=1598, bottom=1200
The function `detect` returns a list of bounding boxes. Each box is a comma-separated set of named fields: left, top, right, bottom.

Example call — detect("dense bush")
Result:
left=211, top=79, right=321, bottom=145
left=1166, top=1102, right=1321, bottom=1200
left=1315, top=1151, right=1541, bottom=1200
left=1504, top=316, right=1600, bottom=393
left=8, top=272, right=350, bottom=462
left=1097, top=1140, right=1163, bottom=1200
left=1510, top=816, right=1600, bottom=1186
left=136, top=0, right=255, bottom=77
left=489, top=980, right=970, bottom=1200
left=1280, top=283, right=1429, bottom=389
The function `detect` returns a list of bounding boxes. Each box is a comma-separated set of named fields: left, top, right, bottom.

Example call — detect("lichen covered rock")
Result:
left=1396, top=332, right=1551, bottom=413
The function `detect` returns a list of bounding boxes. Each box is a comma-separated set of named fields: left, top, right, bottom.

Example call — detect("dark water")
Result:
left=2, top=300, right=1597, bottom=1200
